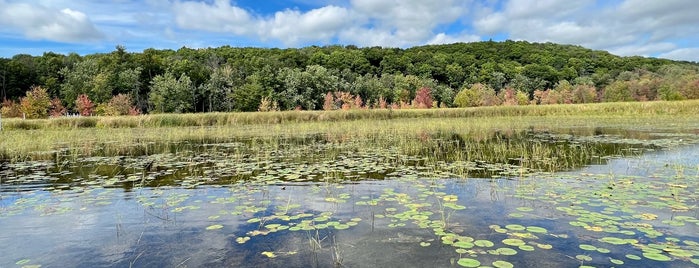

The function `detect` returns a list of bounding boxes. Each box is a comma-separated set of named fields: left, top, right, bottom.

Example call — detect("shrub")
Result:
left=75, top=94, right=95, bottom=116
left=413, top=87, right=433, bottom=108
left=49, top=98, right=67, bottom=117
left=1, top=99, right=23, bottom=118
left=20, top=86, right=51, bottom=119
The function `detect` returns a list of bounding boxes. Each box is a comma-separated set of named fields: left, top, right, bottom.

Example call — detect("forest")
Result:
left=1, top=40, right=699, bottom=118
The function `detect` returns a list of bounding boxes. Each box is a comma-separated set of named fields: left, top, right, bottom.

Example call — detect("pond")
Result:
left=1, top=128, right=699, bottom=267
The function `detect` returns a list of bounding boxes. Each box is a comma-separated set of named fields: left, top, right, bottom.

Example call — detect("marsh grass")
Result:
left=1, top=100, right=699, bottom=130
left=1, top=101, right=698, bottom=173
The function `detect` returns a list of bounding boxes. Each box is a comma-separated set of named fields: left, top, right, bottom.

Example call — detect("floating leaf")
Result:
left=502, top=238, right=525, bottom=247
left=456, top=258, right=480, bottom=267
left=495, top=248, right=517, bottom=256
left=576, top=255, right=592, bottom=261
left=261, top=251, right=277, bottom=258
left=505, top=224, right=525, bottom=231
left=492, top=260, right=514, bottom=268
left=579, top=244, right=597, bottom=251
left=610, top=258, right=624, bottom=265
left=626, top=254, right=641, bottom=260
left=474, top=240, right=494, bottom=247
left=519, top=245, right=535, bottom=251
left=420, top=242, right=431, bottom=247
left=526, top=226, right=547, bottom=234
left=599, top=237, right=627, bottom=245
left=205, top=224, right=223, bottom=230
left=537, top=243, right=553, bottom=250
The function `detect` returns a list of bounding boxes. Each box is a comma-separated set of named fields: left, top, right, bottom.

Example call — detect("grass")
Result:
left=1, top=100, right=699, bottom=130
left=1, top=100, right=698, bottom=170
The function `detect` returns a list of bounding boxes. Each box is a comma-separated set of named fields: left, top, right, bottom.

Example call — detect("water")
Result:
left=1, top=133, right=699, bottom=267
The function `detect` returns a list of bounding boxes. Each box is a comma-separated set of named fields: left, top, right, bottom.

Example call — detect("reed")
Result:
left=1, top=100, right=698, bottom=130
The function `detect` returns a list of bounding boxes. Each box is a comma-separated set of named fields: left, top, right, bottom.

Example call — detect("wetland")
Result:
left=1, top=105, right=699, bottom=268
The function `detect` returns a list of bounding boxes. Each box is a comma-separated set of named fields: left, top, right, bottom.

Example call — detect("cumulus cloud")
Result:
left=658, top=48, right=699, bottom=62
left=263, top=6, right=354, bottom=44
left=0, top=1, right=103, bottom=42
left=170, top=0, right=472, bottom=47
left=427, top=32, right=481, bottom=45
left=472, top=0, right=699, bottom=58
left=173, top=0, right=254, bottom=35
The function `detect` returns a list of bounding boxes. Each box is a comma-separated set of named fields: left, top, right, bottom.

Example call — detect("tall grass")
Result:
left=1, top=101, right=698, bottom=169
left=1, top=100, right=698, bottom=130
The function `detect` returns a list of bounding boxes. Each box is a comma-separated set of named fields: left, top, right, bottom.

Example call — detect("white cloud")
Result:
left=263, top=6, right=353, bottom=44
left=472, top=0, right=699, bottom=59
left=0, top=1, right=103, bottom=42
left=169, top=0, right=471, bottom=48
left=173, top=0, right=254, bottom=35
left=658, top=48, right=699, bottom=62
left=609, top=42, right=677, bottom=57
left=427, top=32, right=481, bottom=45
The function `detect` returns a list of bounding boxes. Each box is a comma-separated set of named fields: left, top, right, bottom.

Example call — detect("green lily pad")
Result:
left=502, top=238, right=525, bottom=246
left=457, top=258, right=480, bottom=267
left=505, top=224, right=526, bottom=231
left=610, top=258, right=624, bottom=265
left=599, top=236, right=627, bottom=245
left=626, top=254, right=641, bottom=260
left=495, top=247, right=517, bottom=255
left=492, top=260, right=514, bottom=268
left=526, top=226, right=547, bottom=233
left=579, top=244, right=597, bottom=251
left=205, top=224, right=223, bottom=230
left=474, top=240, right=494, bottom=247
left=575, top=255, right=592, bottom=261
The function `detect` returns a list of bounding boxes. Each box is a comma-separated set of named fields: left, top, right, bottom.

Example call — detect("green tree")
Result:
left=149, top=72, right=195, bottom=113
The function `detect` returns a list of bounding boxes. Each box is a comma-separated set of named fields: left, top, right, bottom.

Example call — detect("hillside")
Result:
left=1, top=41, right=698, bottom=117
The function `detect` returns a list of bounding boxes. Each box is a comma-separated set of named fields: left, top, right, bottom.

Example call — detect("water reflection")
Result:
left=1, top=132, right=698, bottom=267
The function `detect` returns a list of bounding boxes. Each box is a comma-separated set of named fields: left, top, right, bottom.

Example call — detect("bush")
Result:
left=20, top=86, right=51, bottom=119
left=75, top=94, right=95, bottom=116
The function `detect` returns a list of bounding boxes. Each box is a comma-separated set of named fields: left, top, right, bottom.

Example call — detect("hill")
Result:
left=1, top=41, right=698, bottom=117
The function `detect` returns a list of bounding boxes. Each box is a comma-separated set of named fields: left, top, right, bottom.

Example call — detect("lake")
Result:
left=1, top=127, right=698, bottom=267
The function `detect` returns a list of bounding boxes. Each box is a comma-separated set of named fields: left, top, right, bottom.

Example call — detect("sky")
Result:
left=0, top=0, right=698, bottom=62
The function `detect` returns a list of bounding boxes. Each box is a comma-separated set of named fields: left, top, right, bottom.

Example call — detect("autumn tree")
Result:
left=413, top=87, right=433, bottom=108
left=20, top=86, right=51, bottom=119
left=49, top=97, right=67, bottom=117
left=75, top=94, right=95, bottom=116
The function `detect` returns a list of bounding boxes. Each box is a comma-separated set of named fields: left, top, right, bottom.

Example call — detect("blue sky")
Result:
left=1, top=0, right=698, bottom=62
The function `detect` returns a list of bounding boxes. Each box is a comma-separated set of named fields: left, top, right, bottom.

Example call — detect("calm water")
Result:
left=1, top=132, right=699, bottom=267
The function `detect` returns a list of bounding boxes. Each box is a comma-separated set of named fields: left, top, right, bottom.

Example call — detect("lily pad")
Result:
left=474, top=240, right=494, bottom=247
left=456, top=258, right=480, bottom=267
left=502, top=238, right=525, bottom=247
left=492, top=260, right=514, bottom=268
left=205, top=224, right=223, bottom=230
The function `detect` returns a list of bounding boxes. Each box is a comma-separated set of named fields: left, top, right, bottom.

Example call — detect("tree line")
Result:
left=2, top=41, right=699, bottom=118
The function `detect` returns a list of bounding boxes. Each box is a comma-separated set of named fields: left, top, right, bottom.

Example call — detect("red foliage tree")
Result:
left=75, top=94, right=95, bottom=116
left=323, top=92, right=335, bottom=111
left=49, top=98, right=67, bottom=117
left=413, top=87, right=433, bottom=109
